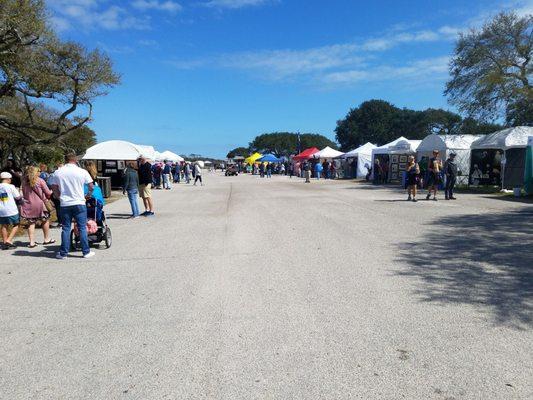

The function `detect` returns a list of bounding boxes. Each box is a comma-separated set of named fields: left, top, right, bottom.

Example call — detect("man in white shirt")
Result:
left=50, top=153, right=95, bottom=259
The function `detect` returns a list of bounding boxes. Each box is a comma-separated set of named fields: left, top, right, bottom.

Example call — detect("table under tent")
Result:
left=416, top=134, right=480, bottom=185
left=341, top=142, right=377, bottom=179
left=470, top=126, right=533, bottom=189
left=82, top=140, right=144, bottom=188
left=371, top=137, right=421, bottom=183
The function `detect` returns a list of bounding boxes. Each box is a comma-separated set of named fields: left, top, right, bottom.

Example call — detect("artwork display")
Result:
left=391, top=164, right=398, bottom=172
left=391, top=155, right=399, bottom=164
left=97, top=160, right=103, bottom=172
left=118, top=160, right=125, bottom=170
left=105, top=160, right=117, bottom=167
left=391, top=172, right=398, bottom=180
left=399, top=163, right=407, bottom=171
left=399, top=155, right=408, bottom=163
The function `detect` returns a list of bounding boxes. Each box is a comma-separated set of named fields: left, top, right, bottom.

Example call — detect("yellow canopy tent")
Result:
left=245, top=152, right=263, bottom=165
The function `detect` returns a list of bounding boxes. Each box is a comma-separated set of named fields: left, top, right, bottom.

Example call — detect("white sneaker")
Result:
left=83, top=251, right=95, bottom=259
left=56, top=253, right=67, bottom=260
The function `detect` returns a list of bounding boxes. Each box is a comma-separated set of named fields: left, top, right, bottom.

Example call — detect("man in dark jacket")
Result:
left=137, top=156, right=154, bottom=216
left=444, top=153, right=458, bottom=200
left=123, top=162, right=140, bottom=218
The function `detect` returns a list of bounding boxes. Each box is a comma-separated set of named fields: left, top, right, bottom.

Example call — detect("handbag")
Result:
left=32, top=184, right=54, bottom=214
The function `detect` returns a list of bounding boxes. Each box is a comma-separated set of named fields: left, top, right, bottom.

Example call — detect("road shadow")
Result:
left=395, top=208, right=533, bottom=329
left=480, top=195, right=533, bottom=205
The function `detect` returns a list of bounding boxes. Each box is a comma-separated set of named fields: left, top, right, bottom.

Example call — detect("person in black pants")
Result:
left=444, top=153, right=458, bottom=200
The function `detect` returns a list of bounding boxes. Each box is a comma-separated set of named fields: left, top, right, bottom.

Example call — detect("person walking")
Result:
left=184, top=163, right=191, bottom=184
left=426, top=150, right=442, bottom=201
left=173, top=162, right=181, bottom=184
left=405, top=156, right=420, bottom=202
left=47, top=162, right=64, bottom=228
left=20, top=166, right=54, bottom=248
left=0, top=172, right=22, bottom=250
left=303, top=161, right=311, bottom=183
left=138, top=156, right=154, bottom=216
left=39, top=164, right=50, bottom=182
left=162, top=161, right=172, bottom=190
left=123, top=162, right=140, bottom=218
left=50, top=153, right=95, bottom=259
left=266, top=163, right=272, bottom=178
left=314, top=161, right=323, bottom=180
left=193, top=162, right=203, bottom=186
left=1, top=159, right=22, bottom=188
left=444, top=153, right=458, bottom=200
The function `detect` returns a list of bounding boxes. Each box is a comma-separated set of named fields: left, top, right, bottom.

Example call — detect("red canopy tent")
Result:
left=292, top=147, right=319, bottom=161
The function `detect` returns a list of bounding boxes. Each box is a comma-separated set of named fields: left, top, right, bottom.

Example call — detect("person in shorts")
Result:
left=426, top=150, right=442, bottom=201
left=0, top=172, right=22, bottom=250
left=138, top=156, right=154, bottom=216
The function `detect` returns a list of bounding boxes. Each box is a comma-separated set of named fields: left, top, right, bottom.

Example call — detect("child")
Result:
left=0, top=172, right=22, bottom=249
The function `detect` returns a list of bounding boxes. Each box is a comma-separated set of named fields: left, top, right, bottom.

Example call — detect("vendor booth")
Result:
left=245, top=152, right=263, bottom=165
left=417, top=134, right=479, bottom=184
left=136, top=145, right=157, bottom=162
left=160, top=150, right=184, bottom=162
left=371, top=137, right=421, bottom=183
left=293, top=147, right=319, bottom=161
left=313, top=146, right=345, bottom=159
left=470, top=126, right=533, bottom=189
left=342, top=142, right=376, bottom=179
left=258, top=154, right=282, bottom=163
left=82, top=140, right=144, bottom=188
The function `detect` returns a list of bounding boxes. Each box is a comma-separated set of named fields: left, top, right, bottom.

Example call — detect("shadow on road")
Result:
left=395, top=208, right=533, bottom=329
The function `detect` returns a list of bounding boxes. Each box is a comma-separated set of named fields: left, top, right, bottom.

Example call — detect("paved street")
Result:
left=1, top=173, right=532, bottom=399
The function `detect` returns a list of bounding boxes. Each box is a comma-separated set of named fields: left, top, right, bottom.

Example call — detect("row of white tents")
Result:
left=83, top=140, right=185, bottom=163
left=335, top=127, right=533, bottom=188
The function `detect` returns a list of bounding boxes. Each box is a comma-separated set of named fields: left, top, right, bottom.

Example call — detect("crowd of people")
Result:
left=0, top=154, right=205, bottom=256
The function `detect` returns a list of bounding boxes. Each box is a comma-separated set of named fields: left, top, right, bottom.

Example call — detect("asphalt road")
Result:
left=1, top=172, right=532, bottom=399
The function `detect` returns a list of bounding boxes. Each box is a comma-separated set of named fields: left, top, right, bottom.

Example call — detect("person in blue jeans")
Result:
left=123, top=162, right=140, bottom=218
left=315, top=162, right=323, bottom=180
left=50, top=153, right=95, bottom=259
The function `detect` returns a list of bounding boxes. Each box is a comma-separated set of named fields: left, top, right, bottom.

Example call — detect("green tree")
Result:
left=445, top=12, right=532, bottom=125
left=0, top=0, right=119, bottom=146
left=227, top=146, right=250, bottom=158
left=249, top=132, right=337, bottom=156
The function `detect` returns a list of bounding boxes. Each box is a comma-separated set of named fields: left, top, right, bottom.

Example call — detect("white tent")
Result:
left=471, top=126, right=533, bottom=189
left=313, top=146, right=345, bottom=159
left=471, top=126, right=533, bottom=150
left=160, top=150, right=184, bottom=162
left=417, top=134, right=480, bottom=184
left=135, top=145, right=157, bottom=161
left=82, top=140, right=143, bottom=160
left=342, top=142, right=377, bottom=178
left=371, top=137, right=421, bottom=182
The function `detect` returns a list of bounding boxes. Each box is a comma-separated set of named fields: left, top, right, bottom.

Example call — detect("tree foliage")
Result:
left=227, top=147, right=250, bottom=158
left=445, top=12, right=532, bottom=125
left=248, top=132, right=337, bottom=156
left=335, top=99, right=502, bottom=151
left=0, top=0, right=119, bottom=149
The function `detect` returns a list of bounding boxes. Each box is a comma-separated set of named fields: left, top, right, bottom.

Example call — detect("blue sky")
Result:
left=48, top=0, right=533, bottom=158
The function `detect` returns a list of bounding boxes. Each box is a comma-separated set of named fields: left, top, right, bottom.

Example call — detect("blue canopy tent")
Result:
left=258, top=154, right=282, bottom=162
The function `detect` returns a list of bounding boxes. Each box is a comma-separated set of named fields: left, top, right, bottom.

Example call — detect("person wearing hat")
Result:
left=444, top=152, right=458, bottom=200
left=0, top=172, right=23, bottom=249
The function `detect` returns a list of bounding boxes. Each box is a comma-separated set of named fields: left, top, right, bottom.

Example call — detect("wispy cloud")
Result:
left=132, top=0, right=183, bottom=13
left=202, top=0, right=276, bottom=9
left=48, top=0, right=150, bottom=31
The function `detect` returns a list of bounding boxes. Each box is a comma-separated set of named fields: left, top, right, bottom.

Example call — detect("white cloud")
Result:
left=47, top=0, right=150, bottom=31
left=322, top=57, right=450, bottom=86
left=203, top=0, right=275, bottom=9
left=132, top=0, right=183, bottom=13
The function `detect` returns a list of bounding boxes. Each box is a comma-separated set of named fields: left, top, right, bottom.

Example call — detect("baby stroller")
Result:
left=70, top=198, right=112, bottom=250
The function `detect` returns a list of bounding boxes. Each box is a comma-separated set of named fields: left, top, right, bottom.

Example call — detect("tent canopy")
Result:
left=160, top=150, right=184, bottom=162
left=471, top=126, right=533, bottom=150
left=258, top=154, right=282, bottom=162
left=313, top=146, right=345, bottom=159
left=342, top=142, right=377, bottom=158
left=417, top=134, right=480, bottom=153
left=293, top=147, right=319, bottom=161
left=245, top=152, right=263, bottom=165
left=83, top=140, right=143, bottom=161
left=372, top=136, right=409, bottom=155
left=136, top=145, right=157, bottom=161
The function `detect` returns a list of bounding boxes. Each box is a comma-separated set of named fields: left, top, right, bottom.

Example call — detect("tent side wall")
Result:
left=356, top=152, right=372, bottom=178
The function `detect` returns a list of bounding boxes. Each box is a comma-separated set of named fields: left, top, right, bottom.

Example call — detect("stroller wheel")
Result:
left=104, top=227, right=112, bottom=249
